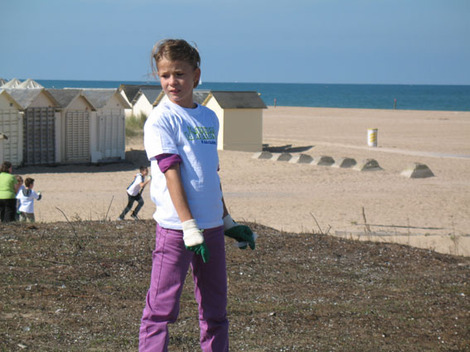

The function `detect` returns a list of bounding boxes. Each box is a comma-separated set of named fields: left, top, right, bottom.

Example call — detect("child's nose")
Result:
left=168, top=75, right=178, bottom=85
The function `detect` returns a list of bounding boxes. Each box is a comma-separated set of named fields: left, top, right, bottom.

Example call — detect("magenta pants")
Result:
left=139, top=224, right=229, bottom=352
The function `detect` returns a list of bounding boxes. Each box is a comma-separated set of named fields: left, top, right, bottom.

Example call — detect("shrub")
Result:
left=126, top=113, right=147, bottom=137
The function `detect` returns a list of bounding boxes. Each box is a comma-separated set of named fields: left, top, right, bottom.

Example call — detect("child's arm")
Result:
left=164, top=164, right=193, bottom=222
left=221, top=186, right=257, bottom=250
left=33, top=190, right=42, bottom=201
left=165, top=163, right=210, bottom=262
left=139, top=174, right=151, bottom=188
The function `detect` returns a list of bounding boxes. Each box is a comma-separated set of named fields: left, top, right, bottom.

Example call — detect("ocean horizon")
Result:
left=32, top=79, right=470, bottom=112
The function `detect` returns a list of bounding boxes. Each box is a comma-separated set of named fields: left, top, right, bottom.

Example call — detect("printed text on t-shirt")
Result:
left=184, top=126, right=216, bottom=142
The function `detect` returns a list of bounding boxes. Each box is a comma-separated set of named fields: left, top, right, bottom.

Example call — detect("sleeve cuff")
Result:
left=156, top=153, right=182, bottom=173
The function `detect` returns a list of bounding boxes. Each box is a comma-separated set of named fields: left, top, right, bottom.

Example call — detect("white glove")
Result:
left=182, top=219, right=204, bottom=247
left=223, top=214, right=258, bottom=249
left=223, top=214, right=237, bottom=230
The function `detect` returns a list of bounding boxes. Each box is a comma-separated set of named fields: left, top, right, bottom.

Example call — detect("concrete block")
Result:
left=354, top=158, right=383, bottom=171
left=272, top=153, right=292, bottom=162
left=401, top=162, right=434, bottom=178
left=289, top=154, right=314, bottom=164
left=252, top=151, right=272, bottom=159
left=332, top=157, right=357, bottom=168
left=312, top=155, right=335, bottom=166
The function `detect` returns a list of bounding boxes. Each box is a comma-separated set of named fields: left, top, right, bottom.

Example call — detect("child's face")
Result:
left=157, top=58, right=201, bottom=108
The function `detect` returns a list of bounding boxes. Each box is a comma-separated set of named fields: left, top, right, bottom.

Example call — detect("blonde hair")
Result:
left=151, top=39, right=200, bottom=82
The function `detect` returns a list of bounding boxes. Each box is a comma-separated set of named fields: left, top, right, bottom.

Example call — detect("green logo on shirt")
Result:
left=184, top=126, right=216, bottom=142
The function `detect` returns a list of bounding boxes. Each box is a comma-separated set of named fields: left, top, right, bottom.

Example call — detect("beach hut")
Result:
left=0, top=133, right=7, bottom=164
left=193, top=90, right=211, bottom=105
left=4, top=88, right=60, bottom=166
left=81, top=89, right=130, bottom=162
left=131, top=87, right=162, bottom=118
left=153, top=90, right=211, bottom=108
left=203, top=91, right=266, bottom=152
left=119, top=84, right=161, bottom=118
left=0, top=89, right=23, bottom=166
left=47, top=89, right=96, bottom=163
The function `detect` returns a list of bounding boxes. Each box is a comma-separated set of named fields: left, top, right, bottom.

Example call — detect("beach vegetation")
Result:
left=125, top=113, right=147, bottom=137
left=1, top=220, right=468, bottom=351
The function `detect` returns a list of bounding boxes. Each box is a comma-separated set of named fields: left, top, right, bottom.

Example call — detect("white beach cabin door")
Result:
left=97, top=109, right=125, bottom=160
left=65, top=111, right=90, bottom=162
left=0, top=110, right=22, bottom=166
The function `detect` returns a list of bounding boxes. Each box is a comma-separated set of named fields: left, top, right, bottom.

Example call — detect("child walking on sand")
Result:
left=118, top=166, right=151, bottom=220
left=15, top=175, right=24, bottom=220
left=16, top=177, right=42, bottom=223
left=139, top=39, right=257, bottom=352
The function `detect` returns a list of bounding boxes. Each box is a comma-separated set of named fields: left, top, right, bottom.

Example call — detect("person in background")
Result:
left=15, top=175, right=24, bottom=220
left=0, top=161, right=19, bottom=222
left=139, top=39, right=257, bottom=352
left=16, top=177, right=42, bottom=223
left=118, top=166, right=151, bottom=220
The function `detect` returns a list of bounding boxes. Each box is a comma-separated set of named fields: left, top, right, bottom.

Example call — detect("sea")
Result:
left=36, top=79, right=470, bottom=112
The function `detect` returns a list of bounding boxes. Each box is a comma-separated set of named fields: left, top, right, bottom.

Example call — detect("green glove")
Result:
left=182, top=219, right=210, bottom=263
left=223, top=215, right=256, bottom=250
left=185, top=242, right=210, bottom=263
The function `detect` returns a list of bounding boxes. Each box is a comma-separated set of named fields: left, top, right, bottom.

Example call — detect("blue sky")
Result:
left=1, top=0, right=469, bottom=85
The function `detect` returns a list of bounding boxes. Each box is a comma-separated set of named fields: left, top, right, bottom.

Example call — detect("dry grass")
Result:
left=1, top=220, right=469, bottom=351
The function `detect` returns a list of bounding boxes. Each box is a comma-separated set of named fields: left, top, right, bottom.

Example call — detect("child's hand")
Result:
left=182, top=219, right=210, bottom=263
left=185, top=242, right=210, bottom=263
left=223, top=215, right=257, bottom=250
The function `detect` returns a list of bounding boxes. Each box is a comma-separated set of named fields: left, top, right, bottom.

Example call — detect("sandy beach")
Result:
left=16, top=107, right=470, bottom=256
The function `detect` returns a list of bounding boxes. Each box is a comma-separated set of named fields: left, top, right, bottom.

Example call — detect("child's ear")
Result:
left=193, top=68, right=201, bottom=88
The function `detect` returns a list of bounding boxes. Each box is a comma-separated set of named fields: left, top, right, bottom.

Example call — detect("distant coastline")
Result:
left=33, top=79, right=470, bottom=112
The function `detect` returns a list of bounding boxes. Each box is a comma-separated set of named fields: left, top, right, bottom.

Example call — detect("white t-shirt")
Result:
left=16, top=189, right=40, bottom=213
left=127, top=173, right=144, bottom=196
left=144, top=100, right=223, bottom=230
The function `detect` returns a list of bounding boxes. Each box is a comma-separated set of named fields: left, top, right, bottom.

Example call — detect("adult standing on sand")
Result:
left=0, top=161, right=19, bottom=222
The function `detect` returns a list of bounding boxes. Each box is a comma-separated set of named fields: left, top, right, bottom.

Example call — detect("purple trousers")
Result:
left=139, top=224, right=229, bottom=352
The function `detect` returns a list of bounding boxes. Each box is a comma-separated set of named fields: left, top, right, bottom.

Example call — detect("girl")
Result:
left=139, top=39, right=256, bottom=352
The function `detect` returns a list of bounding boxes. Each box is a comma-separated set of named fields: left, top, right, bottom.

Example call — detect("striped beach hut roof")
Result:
left=0, top=89, right=23, bottom=110
left=119, top=84, right=161, bottom=103
left=205, top=91, right=267, bottom=109
left=134, top=87, right=162, bottom=105
left=154, top=90, right=215, bottom=107
left=47, top=89, right=95, bottom=110
left=193, top=90, right=211, bottom=105
left=82, top=89, right=131, bottom=109
left=4, top=88, right=59, bottom=110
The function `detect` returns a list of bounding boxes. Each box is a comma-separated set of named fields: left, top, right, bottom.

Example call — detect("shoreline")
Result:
left=267, top=105, right=470, bottom=113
